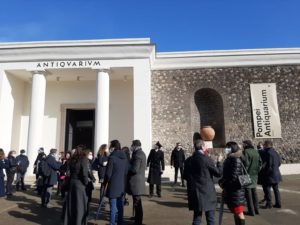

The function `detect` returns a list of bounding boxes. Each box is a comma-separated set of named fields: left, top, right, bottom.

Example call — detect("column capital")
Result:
left=93, top=67, right=110, bottom=74
left=26, top=69, right=46, bottom=75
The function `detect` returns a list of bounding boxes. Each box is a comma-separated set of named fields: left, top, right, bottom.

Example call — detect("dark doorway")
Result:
left=194, top=88, right=225, bottom=147
left=65, top=109, right=95, bottom=151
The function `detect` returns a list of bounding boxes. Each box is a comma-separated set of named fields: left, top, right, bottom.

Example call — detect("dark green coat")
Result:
left=243, top=148, right=262, bottom=188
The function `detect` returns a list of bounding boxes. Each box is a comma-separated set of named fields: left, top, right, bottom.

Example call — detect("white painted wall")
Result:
left=109, top=79, right=134, bottom=148
left=0, top=71, right=17, bottom=154
left=133, top=60, right=152, bottom=156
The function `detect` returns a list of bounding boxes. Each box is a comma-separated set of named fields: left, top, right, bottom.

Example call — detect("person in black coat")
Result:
left=127, top=140, right=147, bottom=225
left=16, top=149, right=29, bottom=191
left=0, top=149, right=9, bottom=198
left=185, top=140, right=223, bottom=225
left=260, top=140, right=282, bottom=208
left=6, top=150, right=18, bottom=196
left=219, top=142, right=246, bottom=225
left=34, top=147, right=45, bottom=180
left=147, top=141, right=165, bottom=198
left=41, top=148, right=62, bottom=207
left=92, top=144, right=109, bottom=200
left=171, top=142, right=186, bottom=187
left=63, top=145, right=89, bottom=225
left=85, top=149, right=96, bottom=216
left=104, top=140, right=128, bottom=225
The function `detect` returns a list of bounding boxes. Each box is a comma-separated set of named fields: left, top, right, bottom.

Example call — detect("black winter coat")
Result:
left=220, top=150, right=245, bottom=208
left=0, top=159, right=9, bottom=197
left=6, top=156, right=17, bottom=174
left=185, top=151, right=222, bottom=211
left=63, top=158, right=89, bottom=225
left=261, top=147, right=282, bottom=184
left=127, top=148, right=146, bottom=196
left=92, top=155, right=108, bottom=181
left=105, top=150, right=128, bottom=199
left=16, top=154, right=29, bottom=174
left=45, top=154, right=62, bottom=186
left=171, top=148, right=185, bottom=168
left=147, top=149, right=165, bottom=185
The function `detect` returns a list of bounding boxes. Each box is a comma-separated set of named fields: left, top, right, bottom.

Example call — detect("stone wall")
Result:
left=151, top=65, right=300, bottom=164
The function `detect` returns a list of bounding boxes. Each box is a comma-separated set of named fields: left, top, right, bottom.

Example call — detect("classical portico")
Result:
left=0, top=39, right=153, bottom=174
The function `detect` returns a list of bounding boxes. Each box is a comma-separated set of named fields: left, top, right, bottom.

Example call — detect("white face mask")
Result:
left=12, top=154, right=16, bottom=158
left=224, top=148, right=231, bottom=155
left=88, top=155, right=93, bottom=160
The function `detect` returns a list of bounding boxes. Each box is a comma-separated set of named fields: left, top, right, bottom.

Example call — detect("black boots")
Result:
left=234, top=216, right=245, bottom=225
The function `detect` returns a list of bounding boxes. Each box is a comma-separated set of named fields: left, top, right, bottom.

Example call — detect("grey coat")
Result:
left=127, top=148, right=146, bottom=196
left=186, top=151, right=222, bottom=211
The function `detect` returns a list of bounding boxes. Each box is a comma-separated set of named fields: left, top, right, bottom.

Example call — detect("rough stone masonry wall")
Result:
left=151, top=66, right=300, bottom=164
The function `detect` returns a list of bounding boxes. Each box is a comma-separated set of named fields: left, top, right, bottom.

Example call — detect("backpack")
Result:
left=39, top=157, right=51, bottom=177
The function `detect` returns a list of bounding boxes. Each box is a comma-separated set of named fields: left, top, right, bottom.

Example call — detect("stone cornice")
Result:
left=0, top=38, right=155, bottom=62
left=152, top=48, right=300, bottom=70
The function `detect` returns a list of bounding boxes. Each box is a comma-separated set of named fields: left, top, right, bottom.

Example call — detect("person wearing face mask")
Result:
left=16, top=149, right=29, bottom=191
left=41, top=148, right=62, bottom=208
left=84, top=149, right=96, bottom=217
left=171, top=142, right=186, bottom=187
left=147, top=141, right=165, bottom=198
left=6, top=150, right=18, bottom=196
left=219, top=142, right=246, bottom=225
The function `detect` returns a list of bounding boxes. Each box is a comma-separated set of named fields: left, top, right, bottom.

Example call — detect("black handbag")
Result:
left=238, top=162, right=252, bottom=188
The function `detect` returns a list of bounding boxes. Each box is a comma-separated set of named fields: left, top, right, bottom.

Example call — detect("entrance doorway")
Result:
left=64, top=109, right=95, bottom=151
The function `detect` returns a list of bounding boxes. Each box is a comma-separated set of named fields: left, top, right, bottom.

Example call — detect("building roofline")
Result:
left=153, top=48, right=300, bottom=70
left=0, top=38, right=151, bottom=49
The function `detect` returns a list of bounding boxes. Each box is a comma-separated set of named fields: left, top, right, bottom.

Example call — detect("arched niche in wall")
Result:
left=194, top=88, right=225, bottom=147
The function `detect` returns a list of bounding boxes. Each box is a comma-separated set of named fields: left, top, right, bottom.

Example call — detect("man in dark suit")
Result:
left=147, top=141, right=165, bottom=198
left=127, top=140, right=147, bottom=225
left=186, top=140, right=223, bottom=225
left=171, top=142, right=186, bottom=187
left=41, top=148, right=62, bottom=208
left=261, top=140, right=282, bottom=208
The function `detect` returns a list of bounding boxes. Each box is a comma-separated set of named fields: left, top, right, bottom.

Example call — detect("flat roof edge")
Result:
left=0, top=38, right=152, bottom=49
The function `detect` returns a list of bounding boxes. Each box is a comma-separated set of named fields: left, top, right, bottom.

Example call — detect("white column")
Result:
left=94, top=68, right=110, bottom=153
left=133, top=60, right=152, bottom=157
left=27, top=71, right=46, bottom=174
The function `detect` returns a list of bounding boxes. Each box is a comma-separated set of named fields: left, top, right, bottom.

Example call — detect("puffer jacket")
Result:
left=220, top=150, right=245, bottom=208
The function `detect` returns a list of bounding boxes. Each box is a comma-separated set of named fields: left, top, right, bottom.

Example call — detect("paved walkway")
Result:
left=0, top=175, right=300, bottom=225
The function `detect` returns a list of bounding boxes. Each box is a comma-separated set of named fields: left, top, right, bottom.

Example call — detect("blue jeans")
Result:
left=109, top=196, right=124, bottom=225
left=193, top=210, right=215, bottom=225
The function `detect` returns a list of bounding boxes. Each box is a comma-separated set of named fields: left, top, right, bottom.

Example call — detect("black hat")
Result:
left=132, top=140, right=142, bottom=147
left=155, top=141, right=162, bottom=148
left=20, top=149, right=26, bottom=154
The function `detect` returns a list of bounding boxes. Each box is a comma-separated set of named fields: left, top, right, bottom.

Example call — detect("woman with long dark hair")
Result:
left=219, top=142, right=246, bottom=225
left=63, top=145, right=89, bottom=225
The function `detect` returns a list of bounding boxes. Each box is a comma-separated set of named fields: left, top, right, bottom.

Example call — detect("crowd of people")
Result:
left=0, top=138, right=283, bottom=225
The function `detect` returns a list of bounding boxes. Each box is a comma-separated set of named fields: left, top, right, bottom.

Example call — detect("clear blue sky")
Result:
left=0, top=0, right=299, bottom=52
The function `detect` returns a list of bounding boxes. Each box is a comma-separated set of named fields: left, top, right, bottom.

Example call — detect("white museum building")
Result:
left=1, top=38, right=300, bottom=174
